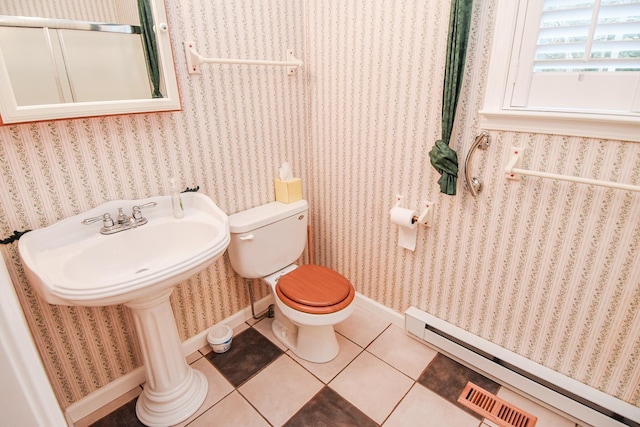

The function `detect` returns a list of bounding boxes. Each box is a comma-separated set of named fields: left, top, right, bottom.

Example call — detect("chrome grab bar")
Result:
left=464, top=131, right=490, bottom=197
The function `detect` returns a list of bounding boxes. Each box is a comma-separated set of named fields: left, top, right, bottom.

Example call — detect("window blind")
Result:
left=534, top=0, right=640, bottom=72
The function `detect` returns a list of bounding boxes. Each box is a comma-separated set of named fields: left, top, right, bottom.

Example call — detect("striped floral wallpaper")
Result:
left=0, top=0, right=307, bottom=408
left=305, top=0, right=639, bottom=407
left=0, top=0, right=638, bottom=413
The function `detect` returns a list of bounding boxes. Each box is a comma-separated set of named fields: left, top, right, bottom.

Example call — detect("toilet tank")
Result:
left=228, top=200, right=308, bottom=279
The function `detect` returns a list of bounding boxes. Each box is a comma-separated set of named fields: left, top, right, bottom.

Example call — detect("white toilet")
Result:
left=227, top=200, right=356, bottom=363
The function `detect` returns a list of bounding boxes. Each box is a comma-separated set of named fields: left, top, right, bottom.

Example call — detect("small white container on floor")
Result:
left=207, top=324, right=233, bottom=353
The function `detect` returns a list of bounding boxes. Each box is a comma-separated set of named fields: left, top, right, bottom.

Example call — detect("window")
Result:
left=480, top=0, right=640, bottom=142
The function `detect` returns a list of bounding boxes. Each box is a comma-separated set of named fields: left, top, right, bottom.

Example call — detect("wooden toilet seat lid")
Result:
left=276, top=265, right=355, bottom=314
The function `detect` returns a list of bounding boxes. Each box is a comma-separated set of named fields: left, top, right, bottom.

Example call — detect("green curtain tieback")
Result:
left=429, top=140, right=458, bottom=195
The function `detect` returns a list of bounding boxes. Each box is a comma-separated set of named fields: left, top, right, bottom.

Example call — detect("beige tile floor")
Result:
left=79, top=305, right=582, bottom=427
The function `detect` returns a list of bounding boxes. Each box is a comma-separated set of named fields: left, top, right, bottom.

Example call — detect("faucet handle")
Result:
left=131, top=201, right=157, bottom=220
left=137, top=201, right=158, bottom=209
left=82, top=213, right=115, bottom=230
left=102, top=213, right=114, bottom=227
left=82, top=215, right=102, bottom=225
left=132, top=206, right=142, bottom=220
left=82, top=213, right=114, bottom=227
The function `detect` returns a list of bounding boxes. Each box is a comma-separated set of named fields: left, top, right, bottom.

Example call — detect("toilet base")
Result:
left=262, top=265, right=355, bottom=364
left=271, top=316, right=339, bottom=363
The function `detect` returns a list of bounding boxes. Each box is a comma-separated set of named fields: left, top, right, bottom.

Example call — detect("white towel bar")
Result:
left=506, top=147, right=640, bottom=193
left=184, top=41, right=303, bottom=75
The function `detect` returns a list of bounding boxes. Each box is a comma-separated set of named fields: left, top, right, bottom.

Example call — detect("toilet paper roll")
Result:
left=390, top=206, right=417, bottom=251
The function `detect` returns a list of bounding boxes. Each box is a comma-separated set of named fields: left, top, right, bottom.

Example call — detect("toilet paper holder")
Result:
left=391, top=195, right=434, bottom=227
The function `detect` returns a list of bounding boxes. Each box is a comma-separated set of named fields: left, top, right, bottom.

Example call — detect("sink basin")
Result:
left=18, top=192, right=230, bottom=426
left=19, top=192, right=230, bottom=306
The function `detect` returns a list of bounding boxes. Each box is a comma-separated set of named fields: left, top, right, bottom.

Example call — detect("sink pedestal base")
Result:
left=126, top=288, right=207, bottom=426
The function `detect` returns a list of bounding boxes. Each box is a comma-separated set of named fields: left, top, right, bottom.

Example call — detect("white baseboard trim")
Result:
left=405, top=306, right=640, bottom=427
left=65, top=295, right=274, bottom=424
left=354, top=292, right=404, bottom=327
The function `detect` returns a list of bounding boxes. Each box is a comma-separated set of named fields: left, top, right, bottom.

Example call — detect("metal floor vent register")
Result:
left=458, top=382, right=537, bottom=427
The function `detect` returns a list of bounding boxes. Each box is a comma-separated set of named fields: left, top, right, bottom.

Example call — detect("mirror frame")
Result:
left=0, top=0, right=180, bottom=124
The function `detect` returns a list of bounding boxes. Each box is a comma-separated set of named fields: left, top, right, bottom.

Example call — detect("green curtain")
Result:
left=137, top=0, right=162, bottom=98
left=428, top=0, right=474, bottom=195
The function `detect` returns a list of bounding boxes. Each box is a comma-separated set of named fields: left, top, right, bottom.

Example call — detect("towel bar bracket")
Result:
left=505, top=147, right=524, bottom=181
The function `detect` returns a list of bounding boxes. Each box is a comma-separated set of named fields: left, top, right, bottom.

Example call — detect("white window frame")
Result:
left=479, top=0, right=640, bottom=143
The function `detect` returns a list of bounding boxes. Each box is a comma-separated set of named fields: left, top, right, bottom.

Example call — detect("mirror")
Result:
left=0, top=0, right=180, bottom=124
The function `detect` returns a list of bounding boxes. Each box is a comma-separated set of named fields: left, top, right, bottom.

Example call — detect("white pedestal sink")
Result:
left=18, top=193, right=230, bottom=426
left=126, top=288, right=208, bottom=425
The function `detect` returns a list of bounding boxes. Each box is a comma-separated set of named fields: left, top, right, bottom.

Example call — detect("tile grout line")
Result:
left=200, top=321, right=462, bottom=426
left=88, top=317, right=521, bottom=427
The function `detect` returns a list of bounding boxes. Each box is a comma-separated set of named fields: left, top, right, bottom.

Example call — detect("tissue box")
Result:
left=275, top=178, right=302, bottom=203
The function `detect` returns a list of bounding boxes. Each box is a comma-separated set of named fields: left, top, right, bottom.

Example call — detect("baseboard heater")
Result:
left=405, top=307, right=640, bottom=427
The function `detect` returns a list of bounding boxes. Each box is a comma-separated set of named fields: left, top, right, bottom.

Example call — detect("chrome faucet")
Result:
left=116, top=208, right=129, bottom=225
left=82, top=202, right=157, bottom=235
